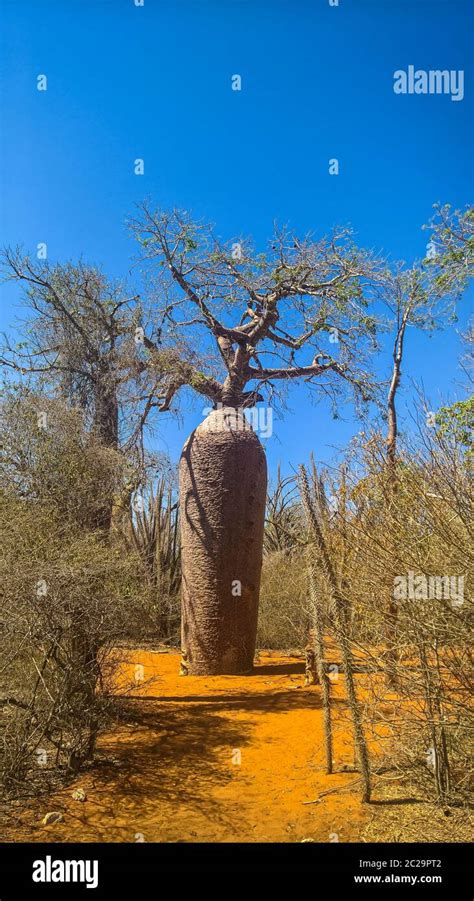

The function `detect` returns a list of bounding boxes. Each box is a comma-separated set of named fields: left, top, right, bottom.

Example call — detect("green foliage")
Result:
left=436, top=396, right=474, bottom=455
left=423, top=203, right=474, bottom=295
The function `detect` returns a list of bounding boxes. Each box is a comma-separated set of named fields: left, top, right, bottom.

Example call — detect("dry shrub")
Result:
left=257, top=550, right=309, bottom=649
left=0, top=391, right=148, bottom=794
left=0, top=494, right=146, bottom=794
left=300, top=422, right=472, bottom=806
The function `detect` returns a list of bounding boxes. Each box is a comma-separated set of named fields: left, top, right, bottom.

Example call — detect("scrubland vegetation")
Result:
left=0, top=203, right=472, bottom=837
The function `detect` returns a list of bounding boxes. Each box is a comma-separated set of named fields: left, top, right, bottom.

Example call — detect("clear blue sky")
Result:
left=1, top=0, right=472, bottom=477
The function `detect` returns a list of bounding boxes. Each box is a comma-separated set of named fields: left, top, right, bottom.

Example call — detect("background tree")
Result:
left=423, top=203, right=474, bottom=293
left=379, top=249, right=468, bottom=681
left=0, top=252, right=173, bottom=748
left=382, top=203, right=473, bottom=483
left=0, top=250, right=163, bottom=526
left=382, top=262, right=462, bottom=482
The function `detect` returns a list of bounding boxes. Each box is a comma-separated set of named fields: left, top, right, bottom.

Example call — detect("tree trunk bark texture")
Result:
left=179, top=407, right=267, bottom=675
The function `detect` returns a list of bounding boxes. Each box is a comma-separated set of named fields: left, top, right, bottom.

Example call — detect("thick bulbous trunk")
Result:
left=179, top=407, right=267, bottom=674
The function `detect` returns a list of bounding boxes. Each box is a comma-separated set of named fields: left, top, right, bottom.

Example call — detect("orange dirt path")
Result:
left=3, top=651, right=371, bottom=843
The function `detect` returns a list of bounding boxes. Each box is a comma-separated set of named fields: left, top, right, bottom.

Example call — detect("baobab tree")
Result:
left=129, top=204, right=382, bottom=673
left=0, top=250, right=163, bottom=528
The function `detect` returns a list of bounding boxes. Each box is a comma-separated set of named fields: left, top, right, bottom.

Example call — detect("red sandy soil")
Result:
left=2, top=650, right=380, bottom=843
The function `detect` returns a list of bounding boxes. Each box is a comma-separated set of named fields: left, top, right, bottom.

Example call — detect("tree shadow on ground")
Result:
left=41, top=685, right=326, bottom=840
left=6, top=663, right=346, bottom=841
left=78, top=686, right=345, bottom=837
left=97, top=701, right=252, bottom=814
left=252, top=661, right=304, bottom=675
left=120, top=687, right=345, bottom=714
